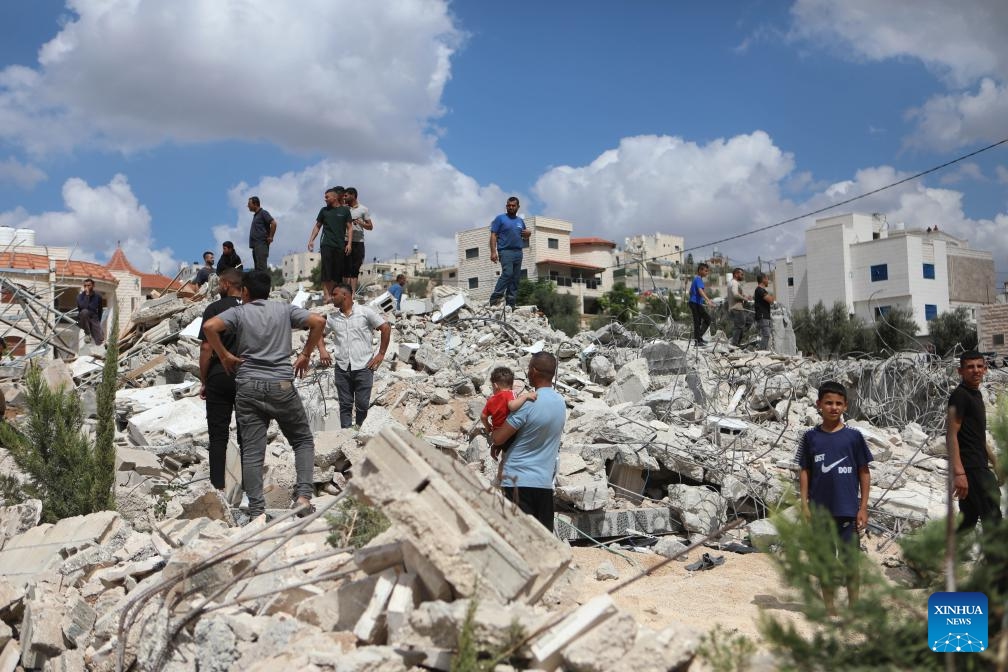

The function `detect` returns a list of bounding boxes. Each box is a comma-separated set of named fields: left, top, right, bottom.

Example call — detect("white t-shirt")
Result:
left=350, top=204, right=371, bottom=243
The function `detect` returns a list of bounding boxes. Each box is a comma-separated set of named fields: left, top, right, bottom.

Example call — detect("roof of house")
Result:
left=106, top=247, right=182, bottom=291
left=570, top=237, right=616, bottom=248
left=0, top=251, right=118, bottom=283
left=535, top=258, right=606, bottom=272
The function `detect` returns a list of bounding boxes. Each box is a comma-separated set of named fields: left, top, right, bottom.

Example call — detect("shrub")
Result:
left=515, top=279, right=580, bottom=336
left=326, top=497, right=391, bottom=548
left=928, top=306, right=978, bottom=357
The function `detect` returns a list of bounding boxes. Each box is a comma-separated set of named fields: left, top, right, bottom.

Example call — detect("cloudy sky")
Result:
left=0, top=0, right=1005, bottom=285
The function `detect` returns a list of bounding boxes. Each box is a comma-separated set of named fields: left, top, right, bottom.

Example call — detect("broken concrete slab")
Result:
left=0, top=499, right=42, bottom=544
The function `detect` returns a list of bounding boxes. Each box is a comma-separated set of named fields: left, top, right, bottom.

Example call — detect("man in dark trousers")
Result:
left=307, top=187, right=353, bottom=302
left=247, top=196, right=278, bottom=271
left=198, top=268, right=243, bottom=492
left=488, top=196, right=530, bottom=309
left=76, top=278, right=104, bottom=345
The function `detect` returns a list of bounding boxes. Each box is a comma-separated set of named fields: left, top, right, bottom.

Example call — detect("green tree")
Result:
left=792, top=301, right=871, bottom=358
left=597, top=282, right=639, bottom=323
left=928, top=306, right=978, bottom=357
left=406, top=278, right=429, bottom=297
left=871, top=306, right=919, bottom=353
left=0, top=314, right=120, bottom=521
left=309, top=262, right=322, bottom=290
left=268, top=267, right=285, bottom=288
left=515, top=279, right=580, bottom=336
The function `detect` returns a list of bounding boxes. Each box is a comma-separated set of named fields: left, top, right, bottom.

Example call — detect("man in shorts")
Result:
left=344, top=187, right=373, bottom=294
left=307, top=187, right=352, bottom=302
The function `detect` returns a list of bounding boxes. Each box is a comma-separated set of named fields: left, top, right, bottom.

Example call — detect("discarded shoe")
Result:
left=291, top=499, right=317, bottom=518
left=685, top=552, right=725, bottom=572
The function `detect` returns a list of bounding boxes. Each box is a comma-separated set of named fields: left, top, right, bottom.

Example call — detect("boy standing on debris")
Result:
left=753, top=273, right=775, bottom=350
left=201, top=270, right=327, bottom=520
left=688, top=263, right=714, bottom=347
left=492, top=352, right=566, bottom=532
left=198, top=268, right=243, bottom=492
left=797, top=381, right=873, bottom=614
left=481, top=367, right=537, bottom=476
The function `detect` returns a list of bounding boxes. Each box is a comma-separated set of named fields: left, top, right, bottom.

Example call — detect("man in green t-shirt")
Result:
left=307, top=187, right=352, bottom=300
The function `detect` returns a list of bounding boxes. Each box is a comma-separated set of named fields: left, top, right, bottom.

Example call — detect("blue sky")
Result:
left=0, top=0, right=1005, bottom=284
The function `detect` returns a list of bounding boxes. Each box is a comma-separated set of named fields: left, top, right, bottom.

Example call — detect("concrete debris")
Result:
left=1, top=283, right=1004, bottom=671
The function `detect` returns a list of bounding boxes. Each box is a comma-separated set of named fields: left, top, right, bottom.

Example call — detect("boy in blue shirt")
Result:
left=797, top=381, right=873, bottom=614
left=388, top=274, right=406, bottom=311
left=688, top=263, right=714, bottom=347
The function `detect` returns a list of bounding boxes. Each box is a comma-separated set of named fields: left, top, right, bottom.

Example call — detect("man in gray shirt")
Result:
left=318, top=283, right=390, bottom=428
left=202, top=269, right=326, bottom=520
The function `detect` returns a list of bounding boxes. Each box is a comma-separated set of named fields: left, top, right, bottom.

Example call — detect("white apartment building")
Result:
left=455, top=216, right=615, bottom=313
left=281, top=252, right=321, bottom=283
left=775, top=213, right=995, bottom=332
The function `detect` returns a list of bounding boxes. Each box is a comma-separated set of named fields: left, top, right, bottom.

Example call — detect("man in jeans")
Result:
left=753, top=273, right=775, bottom=350
left=727, top=267, right=750, bottom=347
left=488, top=196, right=530, bottom=308
left=202, top=270, right=326, bottom=519
left=198, top=268, right=243, bottom=492
left=318, top=283, right=391, bottom=428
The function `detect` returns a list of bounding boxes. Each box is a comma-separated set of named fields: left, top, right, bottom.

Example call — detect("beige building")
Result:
left=977, top=304, right=1008, bottom=361
left=455, top=216, right=615, bottom=314
left=281, top=251, right=321, bottom=283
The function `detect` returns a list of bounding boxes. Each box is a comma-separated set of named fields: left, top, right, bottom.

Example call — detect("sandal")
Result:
left=290, top=499, right=317, bottom=518
left=685, top=552, right=725, bottom=572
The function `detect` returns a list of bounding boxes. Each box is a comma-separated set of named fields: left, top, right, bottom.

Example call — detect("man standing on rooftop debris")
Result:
left=688, top=263, right=714, bottom=347
left=76, top=278, right=104, bottom=346
left=492, top=352, right=566, bottom=532
left=247, top=196, right=277, bottom=272
left=198, top=268, right=244, bottom=493
left=753, top=273, right=775, bottom=350
left=345, top=187, right=373, bottom=295
left=216, top=241, right=243, bottom=275
left=947, top=351, right=1001, bottom=534
left=308, top=187, right=353, bottom=302
left=727, top=267, right=750, bottom=347
left=488, top=196, right=530, bottom=309
left=202, top=270, right=327, bottom=521
left=317, top=283, right=391, bottom=429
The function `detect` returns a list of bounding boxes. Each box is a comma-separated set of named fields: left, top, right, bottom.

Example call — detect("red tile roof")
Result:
left=570, top=237, right=616, bottom=248
left=106, top=247, right=183, bottom=291
left=0, top=251, right=117, bottom=283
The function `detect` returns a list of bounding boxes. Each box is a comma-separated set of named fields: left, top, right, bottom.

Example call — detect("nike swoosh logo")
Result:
left=821, top=457, right=848, bottom=473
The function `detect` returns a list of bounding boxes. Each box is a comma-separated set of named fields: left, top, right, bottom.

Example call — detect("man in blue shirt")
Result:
left=492, top=352, right=566, bottom=532
left=488, top=196, right=530, bottom=308
left=388, top=274, right=406, bottom=311
left=688, top=263, right=714, bottom=347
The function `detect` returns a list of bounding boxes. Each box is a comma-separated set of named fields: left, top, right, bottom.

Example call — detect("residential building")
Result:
left=977, top=304, right=1008, bottom=361
left=281, top=251, right=321, bottom=283
left=455, top=216, right=615, bottom=313
left=106, top=246, right=183, bottom=323
left=775, top=213, right=995, bottom=332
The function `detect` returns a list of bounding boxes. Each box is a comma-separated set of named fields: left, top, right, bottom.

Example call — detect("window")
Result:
left=465, top=247, right=479, bottom=259
left=468, top=277, right=478, bottom=289
left=874, top=306, right=891, bottom=319
left=787, top=277, right=794, bottom=287
left=519, top=269, right=528, bottom=279
left=994, top=334, right=1005, bottom=346
left=923, top=263, right=935, bottom=279
left=448, top=271, right=456, bottom=279
left=547, top=238, right=559, bottom=249
left=870, top=264, right=888, bottom=282
left=925, top=304, right=937, bottom=321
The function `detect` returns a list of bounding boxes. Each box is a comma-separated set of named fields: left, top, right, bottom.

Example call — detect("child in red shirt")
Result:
left=481, top=366, right=536, bottom=471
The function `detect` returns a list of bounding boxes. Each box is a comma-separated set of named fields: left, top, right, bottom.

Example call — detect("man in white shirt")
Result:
left=727, top=267, right=750, bottom=347
left=318, top=283, right=391, bottom=428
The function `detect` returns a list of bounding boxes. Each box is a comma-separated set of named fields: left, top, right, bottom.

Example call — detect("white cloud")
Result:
left=0, top=156, right=46, bottom=189
left=213, top=155, right=509, bottom=271
left=0, top=0, right=461, bottom=159
left=790, top=0, right=1008, bottom=151
left=937, top=161, right=987, bottom=185
left=0, top=174, right=178, bottom=273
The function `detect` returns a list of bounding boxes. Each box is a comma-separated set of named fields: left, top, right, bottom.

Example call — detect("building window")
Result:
left=994, top=334, right=1005, bottom=346
left=468, top=277, right=478, bottom=289
left=519, top=269, right=528, bottom=279
left=547, top=238, right=559, bottom=249
left=448, top=271, right=456, bottom=279
left=870, top=264, right=888, bottom=282
left=787, top=277, right=794, bottom=287
left=922, top=263, right=935, bottom=279
left=465, top=247, right=479, bottom=259
left=874, top=306, right=891, bottom=319
left=925, top=304, right=938, bottom=321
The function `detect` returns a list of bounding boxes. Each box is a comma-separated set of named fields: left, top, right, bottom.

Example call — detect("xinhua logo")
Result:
left=928, top=592, right=988, bottom=653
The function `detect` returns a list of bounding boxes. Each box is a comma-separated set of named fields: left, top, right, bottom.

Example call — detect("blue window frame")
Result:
left=923, top=263, right=935, bottom=279
left=874, top=306, right=891, bottom=319
left=870, top=264, right=888, bottom=282
left=925, top=304, right=938, bottom=321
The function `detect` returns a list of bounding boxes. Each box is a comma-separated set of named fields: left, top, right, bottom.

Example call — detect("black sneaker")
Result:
left=290, top=499, right=316, bottom=518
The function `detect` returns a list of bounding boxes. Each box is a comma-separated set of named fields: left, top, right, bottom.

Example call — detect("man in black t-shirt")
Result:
left=216, top=241, right=243, bottom=275
left=307, top=187, right=352, bottom=301
left=247, top=196, right=277, bottom=271
left=753, top=273, right=775, bottom=351
left=947, top=351, right=1001, bottom=533
left=198, top=268, right=244, bottom=491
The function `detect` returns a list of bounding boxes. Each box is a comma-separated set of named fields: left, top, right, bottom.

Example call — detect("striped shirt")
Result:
left=325, top=304, right=386, bottom=371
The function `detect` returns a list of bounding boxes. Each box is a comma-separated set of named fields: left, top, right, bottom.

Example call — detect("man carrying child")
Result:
left=797, top=381, right=873, bottom=615
left=480, top=366, right=537, bottom=466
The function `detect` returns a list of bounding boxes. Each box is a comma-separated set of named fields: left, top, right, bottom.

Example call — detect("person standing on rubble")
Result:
left=727, top=267, right=750, bottom=347
left=76, top=278, right=105, bottom=346
left=753, top=273, right=775, bottom=350
left=344, top=187, right=373, bottom=295
left=198, top=268, right=244, bottom=492
left=316, top=283, right=391, bottom=429
left=688, top=263, right=714, bottom=347
left=388, top=274, right=407, bottom=311
left=488, top=196, right=530, bottom=309
left=201, top=270, right=327, bottom=520
left=247, top=196, right=278, bottom=272
left=307, top=187, right=353, bottom=302
left=492, top=352, right=566, bottom=532
left=947, top=352, right=1002, bottom=534
left=216, top=241, right=243, bottom=275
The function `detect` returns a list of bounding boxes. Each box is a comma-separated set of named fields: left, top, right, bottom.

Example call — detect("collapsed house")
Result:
left=0, top=281, right=1004, bottom=671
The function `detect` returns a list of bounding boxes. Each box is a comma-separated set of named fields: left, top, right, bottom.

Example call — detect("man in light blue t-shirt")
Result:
left=488, top=196, right=530, bottom=309
left=492, top=352, right=566, bottom=532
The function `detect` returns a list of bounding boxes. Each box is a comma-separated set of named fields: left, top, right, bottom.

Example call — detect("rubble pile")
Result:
left=0, top=282, right=1005, bottom=670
